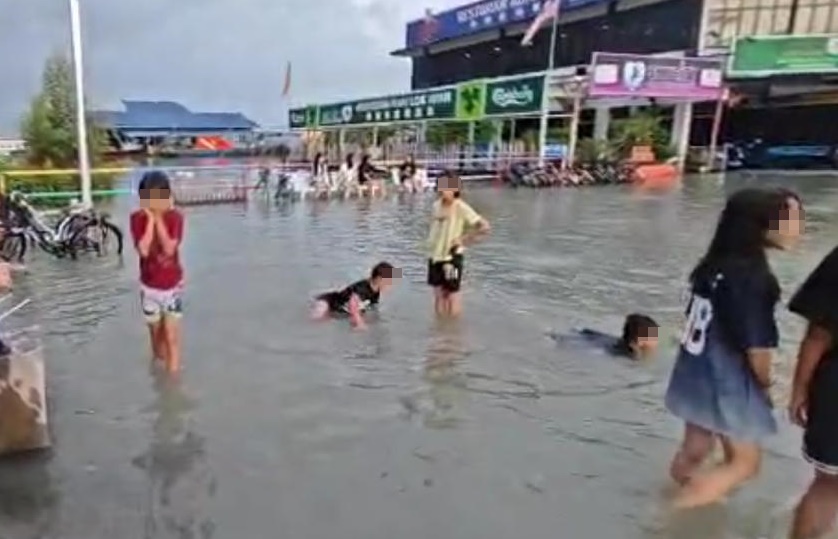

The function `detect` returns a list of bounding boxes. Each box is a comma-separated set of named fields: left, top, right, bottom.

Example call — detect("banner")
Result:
left=485, top=74, right=544, bottom=115
left=589, top=52, right=724, bottom=100
left=456, top=80, right=487, bottom=121
left=405, top=0, right=605, bottom=49
left=729, top=35, right=838, bottom=78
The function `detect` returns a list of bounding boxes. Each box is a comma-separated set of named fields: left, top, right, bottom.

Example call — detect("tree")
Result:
left=20, top=53, right=107, bottom=168
left=609, top=110, right=674, bottom=160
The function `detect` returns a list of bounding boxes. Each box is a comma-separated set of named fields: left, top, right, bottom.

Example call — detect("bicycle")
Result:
left=0, top=193, right=123, bottom=262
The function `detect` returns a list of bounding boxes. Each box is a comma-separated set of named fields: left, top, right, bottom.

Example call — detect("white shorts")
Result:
left=140, top=285, right=183, bottom=324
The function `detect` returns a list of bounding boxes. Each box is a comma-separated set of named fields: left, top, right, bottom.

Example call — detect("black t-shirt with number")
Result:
left=680, top=262, right=779, bottom=360
left=318, top=279, right=380, bottom=314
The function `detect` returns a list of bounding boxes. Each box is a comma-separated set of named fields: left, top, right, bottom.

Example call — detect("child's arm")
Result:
left=132, top=210, right=155, bottom=258
left=791, top=323, right=832, bottom=398
left=454, top=202, right=490, bottom=248
left=154, top=211, right=183, bottom=257
left=347, top=293, right=367, bottom=329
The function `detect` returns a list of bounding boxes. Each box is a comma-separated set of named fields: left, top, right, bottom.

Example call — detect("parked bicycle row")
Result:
left=0, top=192, right=123, bottom=263
left=502, top=162, right=637, bottom=188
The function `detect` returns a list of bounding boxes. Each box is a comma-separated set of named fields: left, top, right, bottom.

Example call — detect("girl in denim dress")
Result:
left=665, top=188, right=804, bottom=508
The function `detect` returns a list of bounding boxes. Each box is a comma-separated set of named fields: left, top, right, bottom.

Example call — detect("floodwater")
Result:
left=3, top=171, right=838, bottom=539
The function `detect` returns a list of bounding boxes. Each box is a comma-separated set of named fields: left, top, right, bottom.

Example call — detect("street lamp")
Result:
left=69, top=0, right=93, bottom=207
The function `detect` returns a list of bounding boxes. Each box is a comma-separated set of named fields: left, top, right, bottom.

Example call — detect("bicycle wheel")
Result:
left=99, top=220, right=124, bottom=256
left=1, top=233, right=27, bottom=263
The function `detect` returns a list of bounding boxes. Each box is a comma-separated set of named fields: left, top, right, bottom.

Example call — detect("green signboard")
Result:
left=288, top=73, right=548, bottom=129
left=455, top=80, right=487, bottom=121
left=484, top=75, right=544, bottom=116
left=316, top=88, right=457, bottom=127
left=288, top=106, right=318, bottom=128
left=730, top=34, right=838, bottom=78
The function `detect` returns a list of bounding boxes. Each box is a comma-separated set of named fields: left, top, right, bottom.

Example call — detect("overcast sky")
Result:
left=0, top=0, right=465, bottom=135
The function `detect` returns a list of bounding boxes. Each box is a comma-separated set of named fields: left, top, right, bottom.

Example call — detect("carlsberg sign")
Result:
left=484, top=74, right=544, bottom=115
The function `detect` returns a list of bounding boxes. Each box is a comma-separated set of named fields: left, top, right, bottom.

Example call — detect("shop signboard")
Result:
left=404, top=0, right=606, bottom=49
left=589, top=52, right=724, bottom=100
left=729, top=34, right=838, bottom=78
left=484, top=74, right=544, bottom=115
left=313, top=88, right=458, bottom=127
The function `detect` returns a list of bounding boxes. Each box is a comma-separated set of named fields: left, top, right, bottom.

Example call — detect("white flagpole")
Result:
left=537, top=3, right=559, bottom=167
left=69, top=0, right=93, bottom=208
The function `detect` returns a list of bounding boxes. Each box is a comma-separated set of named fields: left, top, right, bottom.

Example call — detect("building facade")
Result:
left=395, top=0, right=703, bottom=90
left=705, top=0, right=838, bottom=47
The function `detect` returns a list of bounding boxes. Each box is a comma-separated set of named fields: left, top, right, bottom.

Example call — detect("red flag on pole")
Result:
left=521, top=0, right=560, bottom=46
left=282, top=61, right=292, bottom=98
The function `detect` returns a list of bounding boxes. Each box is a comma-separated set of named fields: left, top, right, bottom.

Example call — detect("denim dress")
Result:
left=665, top=264, right=779, bottom=443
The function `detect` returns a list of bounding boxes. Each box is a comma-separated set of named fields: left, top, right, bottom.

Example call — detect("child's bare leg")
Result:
left=447, top=291, right=463, bottom=317
left=162, top=316, right=181, bottom=373
left=310, top=300, right=330, bottom=320
left=670, top=422, right=715, bottom=485
left=673, top=436, right=760, bottom=509
left=791, top=471, right=838, bottom=539
left=147, top=321, right=165, bottom=362
left=433, top=288, right=447, bottom=317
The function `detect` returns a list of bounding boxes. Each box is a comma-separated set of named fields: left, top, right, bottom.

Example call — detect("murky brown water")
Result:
left=3, top=171, right=838, bottom=539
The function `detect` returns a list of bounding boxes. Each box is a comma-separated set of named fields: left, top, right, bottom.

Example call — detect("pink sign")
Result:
left=589, top=52, right=724, bottom=100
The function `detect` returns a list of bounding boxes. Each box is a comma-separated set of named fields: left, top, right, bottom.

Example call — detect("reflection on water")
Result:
left=132, top=375, right=216, bottom=539
left=5, top=172, right=838, bottom=538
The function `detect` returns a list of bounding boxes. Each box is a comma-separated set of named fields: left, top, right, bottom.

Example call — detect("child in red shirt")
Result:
left=130, top=171, right=185, bottom=373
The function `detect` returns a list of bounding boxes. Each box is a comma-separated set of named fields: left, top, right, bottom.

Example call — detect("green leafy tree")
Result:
left=20, top=53, right=107, bottom=168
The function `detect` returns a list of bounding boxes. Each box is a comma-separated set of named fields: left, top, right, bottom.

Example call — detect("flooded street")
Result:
left=3, top=173, right=838, bottom=539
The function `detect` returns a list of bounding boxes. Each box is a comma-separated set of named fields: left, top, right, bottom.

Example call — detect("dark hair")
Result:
left=345, top=153, right=354, bottom=168
left=371, top=261, right=394, bottom=279
left=690, top=188, right=800, bottom=290
left=313, top=152, right=323, bottom=169
left=138, top=170, right=171, bottom=195
left=360, top=154, right=370, bottom=166
left=621, top=314, right=658, bottom=345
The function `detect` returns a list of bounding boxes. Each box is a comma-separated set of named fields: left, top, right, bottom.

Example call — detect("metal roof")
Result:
left=91, top=100, right=259, bottom=133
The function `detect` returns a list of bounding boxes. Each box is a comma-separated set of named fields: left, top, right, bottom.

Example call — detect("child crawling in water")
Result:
left=580, top=313, right=660, bottom=359
left=553, top=313, right=659, bottom=360
left=311, top=262, right=399, bottom=329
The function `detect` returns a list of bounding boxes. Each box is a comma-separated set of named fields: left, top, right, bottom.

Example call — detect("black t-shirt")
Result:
left=320, top=279, right=380, bottom=314
left=789, top=246, right=838, bottom=362
left=549, top=329, right=631, bottom=358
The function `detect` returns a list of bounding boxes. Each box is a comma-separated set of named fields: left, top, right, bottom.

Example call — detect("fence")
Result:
left=0, top=150, right=543, bottom=204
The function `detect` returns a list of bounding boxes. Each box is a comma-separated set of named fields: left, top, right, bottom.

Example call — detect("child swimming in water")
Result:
left=578, top=313, right=659, bottom=359
left=311, top=262, right=398, bottom=329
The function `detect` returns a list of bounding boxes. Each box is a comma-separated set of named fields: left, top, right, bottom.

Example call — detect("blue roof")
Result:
left=91, top=100, right=259, bottom=133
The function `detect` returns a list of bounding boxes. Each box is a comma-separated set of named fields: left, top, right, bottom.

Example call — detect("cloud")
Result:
left=0, top=0, right=464, bottom=133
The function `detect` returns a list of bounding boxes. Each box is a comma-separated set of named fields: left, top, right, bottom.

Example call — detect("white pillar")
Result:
left=671, top=102, right=693, bottom=170
left=566, top=96, right=582, bottom=169
left=467, top=121, right=476, bottom=168
left=69, top=0, right=92, bottom=207
left=593, top=106, right=610, bottom=141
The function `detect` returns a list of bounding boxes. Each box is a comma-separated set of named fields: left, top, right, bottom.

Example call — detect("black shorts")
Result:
left=427, top=255, right=464, bottom=293
left=803, top=358, right=838, bottom=474
left=316, top=292, right=345, bottom=313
